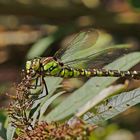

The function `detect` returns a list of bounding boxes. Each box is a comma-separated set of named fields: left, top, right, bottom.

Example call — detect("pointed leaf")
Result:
left=6, top=124, right=16, bottom=140
left=82, top=88, right=140, bottom=125
left=76, top=84, right=126, bottom=117
left=45, top=52, right=140, bottom=122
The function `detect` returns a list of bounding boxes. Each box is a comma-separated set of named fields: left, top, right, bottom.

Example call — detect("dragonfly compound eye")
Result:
left=26, top=60, right=32, bottom=71
left=32, top=59, right=40, bottom=71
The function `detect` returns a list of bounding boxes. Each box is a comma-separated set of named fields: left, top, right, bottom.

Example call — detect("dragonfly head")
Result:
left=25, top=58, right=41, bottom=76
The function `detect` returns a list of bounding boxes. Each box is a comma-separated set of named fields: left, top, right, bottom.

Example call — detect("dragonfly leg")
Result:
left=27, top=77, right=43, bottom=89
left=26, top=77, right=43, bottom=98
left=41, top=76, right=48, bottom=96
left=32, top=77, right=48, bottom=100
left=28, top=77, right=39, bottom=89
left=25, top=75, right=48, bottom=100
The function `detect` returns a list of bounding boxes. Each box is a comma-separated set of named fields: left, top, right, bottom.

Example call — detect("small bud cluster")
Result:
left=7, top=71, right=96, bottom=139
left=15, top=121, right=95, bottom=140
left=7, top=73, right=34, bottom=129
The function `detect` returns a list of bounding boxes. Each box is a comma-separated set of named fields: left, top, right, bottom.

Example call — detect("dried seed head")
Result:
left=15, top=121, right=96, bottom=140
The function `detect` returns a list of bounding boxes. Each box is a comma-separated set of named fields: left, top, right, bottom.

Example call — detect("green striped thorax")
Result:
left=25, top=57, right=62, bottom=77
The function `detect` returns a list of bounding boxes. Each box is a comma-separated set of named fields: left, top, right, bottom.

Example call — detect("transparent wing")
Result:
left=54, top=29, right=99, bottom=63
left=54, top=29, right=131, bottom=69
left=64, top=44, right=130, bottom=68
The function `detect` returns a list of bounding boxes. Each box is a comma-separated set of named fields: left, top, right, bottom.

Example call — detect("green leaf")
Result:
left=0, top=110, right=8, bottom=140
left=31, top=76, right=62, bottom=108
left=45, top=52, right=140, bottom=122
left=6, top=124, right=16, bottom=140
left=30, top=92, right=64, bottom=126
left=82, top=88, right=140, bottom=125
left=26, top=25, right=75, bottom=59
left=76, top=84, right=126, bottom=117
left=39, top=91, right=65, bottom=120
left=30, top=77, right=63, bottom=126
left=27, top=35, right=55, bottom=59
left=128, top=0, right=140, bottom=10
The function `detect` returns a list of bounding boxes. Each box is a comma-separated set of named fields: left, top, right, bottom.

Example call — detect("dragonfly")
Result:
left=25, top=29, right=140, bottom=96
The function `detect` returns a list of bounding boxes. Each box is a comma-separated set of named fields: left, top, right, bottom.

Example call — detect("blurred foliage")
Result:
left=0, top=110, right=7, bottom=140
left=0, top=0, right=139, bottom=140
left=128, top=0, right=140, bottom=10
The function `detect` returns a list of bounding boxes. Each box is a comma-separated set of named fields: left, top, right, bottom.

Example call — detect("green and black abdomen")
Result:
left=89, top=69, right=140, bottom=79
left=55, top=66, right=140, bottom=79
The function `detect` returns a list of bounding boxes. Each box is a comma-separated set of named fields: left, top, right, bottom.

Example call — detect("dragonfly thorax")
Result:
left=41, top=57, right=61, bottom=71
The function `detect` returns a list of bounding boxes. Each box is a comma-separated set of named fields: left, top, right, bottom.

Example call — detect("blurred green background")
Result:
left=0, top=0, right=140, bottom=140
